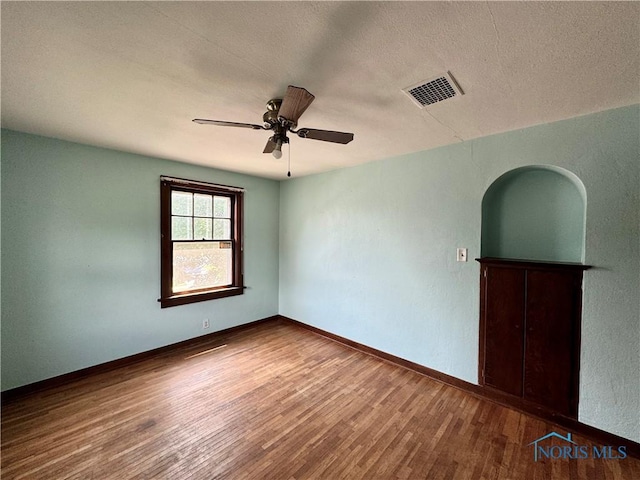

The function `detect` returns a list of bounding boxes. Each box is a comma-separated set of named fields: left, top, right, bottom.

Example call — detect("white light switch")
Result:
left=456, top=248, right=468, bottom=262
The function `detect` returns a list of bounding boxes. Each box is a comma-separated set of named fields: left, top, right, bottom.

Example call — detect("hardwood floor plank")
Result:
left=2, top=320, right=639, bottom=479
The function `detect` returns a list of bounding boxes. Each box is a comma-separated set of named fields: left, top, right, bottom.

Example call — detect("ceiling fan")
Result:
left=193, top=86, right=354, bottom=162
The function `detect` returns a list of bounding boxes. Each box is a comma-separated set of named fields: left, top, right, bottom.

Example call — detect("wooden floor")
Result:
left=2, top=320, right=638, bottom=480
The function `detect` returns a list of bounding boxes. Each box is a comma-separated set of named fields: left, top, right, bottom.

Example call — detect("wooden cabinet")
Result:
left=477, top=258, right=590, bottom=418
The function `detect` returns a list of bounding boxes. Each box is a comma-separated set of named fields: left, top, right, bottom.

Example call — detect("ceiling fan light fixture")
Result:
left=272, top=138, right=283, bottom=159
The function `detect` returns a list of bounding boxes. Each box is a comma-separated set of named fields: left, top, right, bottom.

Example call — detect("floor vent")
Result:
left=402, top=72, right=464, bottom=108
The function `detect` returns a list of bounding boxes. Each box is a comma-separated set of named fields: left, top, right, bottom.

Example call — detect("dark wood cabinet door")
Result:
left=523, top=269, right=578, bottom=416
left=478, top=258, right=587, bottom=419
left=482, top=266, right=525, bottom=396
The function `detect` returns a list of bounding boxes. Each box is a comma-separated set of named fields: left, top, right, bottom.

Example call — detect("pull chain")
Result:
left=287, top=140, right=291, bottom=177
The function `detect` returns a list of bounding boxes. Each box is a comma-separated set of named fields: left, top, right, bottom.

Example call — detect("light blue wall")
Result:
left=1, top=130, right=280, bottom=390
left=279, top=105, right=640, bottom=442
left=481, top=166, right=586, bottom=262
left=2, top=105, right=639, bottom=444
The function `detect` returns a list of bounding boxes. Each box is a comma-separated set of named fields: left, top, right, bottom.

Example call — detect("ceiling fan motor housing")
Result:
left=263, top=109, right=279, bottom=126
left=266, top=99, right=282, bottom=111
left=263, top=99, right=283, bottom=127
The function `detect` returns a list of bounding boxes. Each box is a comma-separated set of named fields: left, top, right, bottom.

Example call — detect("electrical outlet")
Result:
left=456, top=247, right=468, bottom=262
left=202, top=319, right=210, bottom=329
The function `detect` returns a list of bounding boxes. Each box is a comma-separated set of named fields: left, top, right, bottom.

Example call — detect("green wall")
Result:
left=279, top=105, right=640, bottom=443
left=1, top=130, right=280, bottom=390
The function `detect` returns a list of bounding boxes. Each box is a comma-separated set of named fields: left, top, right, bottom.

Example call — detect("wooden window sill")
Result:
left=159, top=286, right=243, bottom=308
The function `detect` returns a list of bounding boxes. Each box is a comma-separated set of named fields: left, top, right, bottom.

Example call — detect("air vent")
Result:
left=402, top=72, right=463, bottom=108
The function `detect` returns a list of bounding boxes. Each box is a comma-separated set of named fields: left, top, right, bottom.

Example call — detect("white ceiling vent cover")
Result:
left=402, top=72, right=464, bottom=108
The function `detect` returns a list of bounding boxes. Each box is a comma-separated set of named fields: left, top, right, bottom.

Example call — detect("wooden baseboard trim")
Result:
left=279, top=315, right=640, bottom=459
left=1, top=315, right=280, bottom=403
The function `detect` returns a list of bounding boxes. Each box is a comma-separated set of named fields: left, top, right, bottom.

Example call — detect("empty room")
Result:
left=1, top=2, right=639, bottom=479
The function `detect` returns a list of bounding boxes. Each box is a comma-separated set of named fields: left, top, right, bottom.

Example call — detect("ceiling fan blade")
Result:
left=192, top=119, right=265, bottom=130
left=296, top=128, right=354, bottom=144
left=278, top=86, right=315, bottom=124
left=263, top=137, right=277, bottom=154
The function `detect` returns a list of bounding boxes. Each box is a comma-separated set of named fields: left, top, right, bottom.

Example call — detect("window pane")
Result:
left=172, top=242, right=233, bottom=293
left=214, top=196, right=231, bottom=218
left=213, top=219, right=231, bottom=239
left=172, top=191, right=193, bottom=216
left=172, top=217, right=193, bottom=240
left=194, top=194, right=213, bottom=217
left=194, top=218, right=213, bottom=240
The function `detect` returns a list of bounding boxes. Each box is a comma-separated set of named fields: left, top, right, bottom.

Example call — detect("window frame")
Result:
left=160, top=176, right=244, bottom=308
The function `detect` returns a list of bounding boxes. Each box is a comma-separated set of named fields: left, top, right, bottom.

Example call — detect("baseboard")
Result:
left=1, top=315, right=280, bottom=403
left=279, top=315, right=640, bottom=460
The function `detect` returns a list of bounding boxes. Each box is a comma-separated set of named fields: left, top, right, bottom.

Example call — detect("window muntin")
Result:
left=170, top=192, right=231, bottom=242
left=160, top=177, right=243, bottom=308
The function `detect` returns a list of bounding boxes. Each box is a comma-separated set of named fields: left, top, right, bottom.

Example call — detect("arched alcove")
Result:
left=481, top=166, right=586, bottom=263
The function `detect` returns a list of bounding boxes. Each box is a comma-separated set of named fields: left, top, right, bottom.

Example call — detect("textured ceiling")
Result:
left=2, top=2, right=639, bottom=179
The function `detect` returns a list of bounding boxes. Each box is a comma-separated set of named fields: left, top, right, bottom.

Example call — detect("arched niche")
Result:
left=481, top=165, right=586, bottom=263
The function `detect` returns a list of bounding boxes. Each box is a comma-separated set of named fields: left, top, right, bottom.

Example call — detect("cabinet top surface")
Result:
left=476, top=257, right=592, bottom=270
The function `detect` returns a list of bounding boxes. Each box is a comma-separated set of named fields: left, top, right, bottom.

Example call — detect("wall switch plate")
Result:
left=203, top=319, right=210, bottom=329
left=456, top=248, right=468, bottom=262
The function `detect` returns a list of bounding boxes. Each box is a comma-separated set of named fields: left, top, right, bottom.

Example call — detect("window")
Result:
left=160, top=177, right=243, bottom=308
